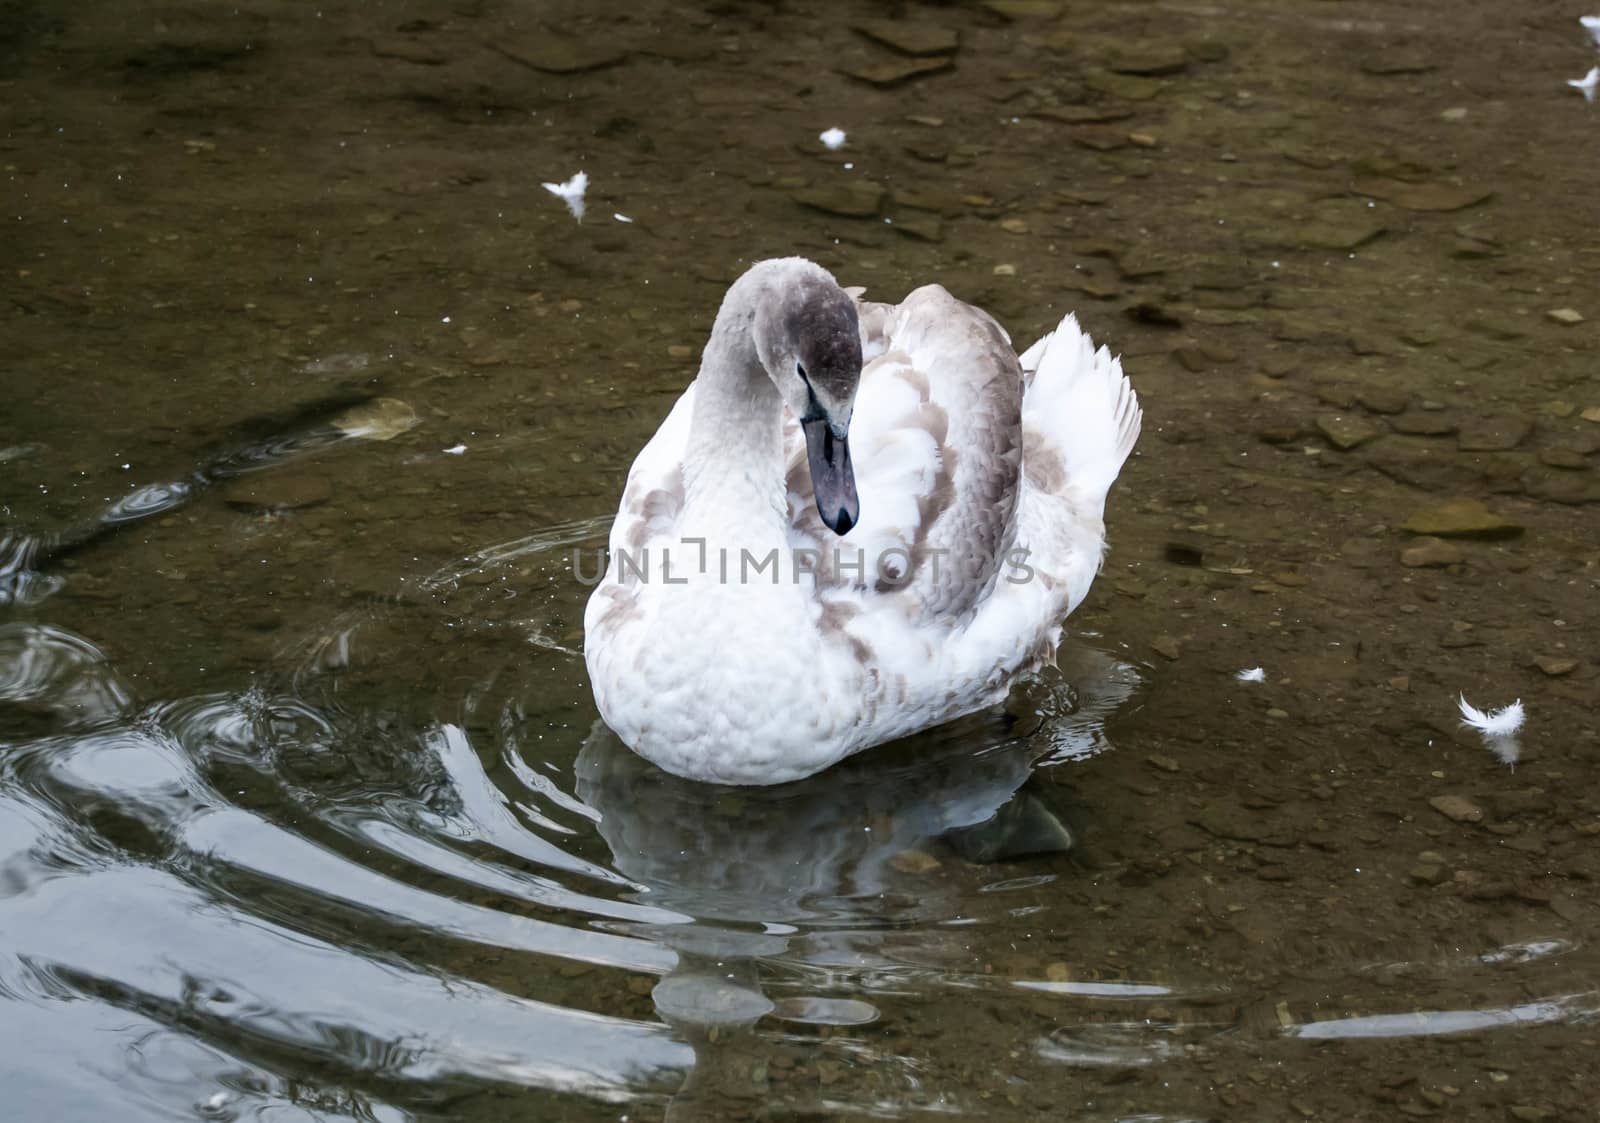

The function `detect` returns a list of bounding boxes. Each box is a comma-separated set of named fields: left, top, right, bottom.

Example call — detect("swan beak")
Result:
left=802, top=417, right=858, bottom=536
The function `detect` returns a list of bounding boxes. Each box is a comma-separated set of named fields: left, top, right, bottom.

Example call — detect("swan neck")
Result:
left=682, top=291, right=786, bottom=520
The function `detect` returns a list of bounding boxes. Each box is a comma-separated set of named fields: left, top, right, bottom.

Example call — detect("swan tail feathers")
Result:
left=1020, top=313, right=1141, bottom=508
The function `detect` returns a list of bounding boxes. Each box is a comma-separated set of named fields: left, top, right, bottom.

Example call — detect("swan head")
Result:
left=750, top=260, right=863, bottom=536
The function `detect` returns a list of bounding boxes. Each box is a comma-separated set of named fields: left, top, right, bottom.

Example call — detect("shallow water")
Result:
left=4, top=0, right=1599, bottom=1119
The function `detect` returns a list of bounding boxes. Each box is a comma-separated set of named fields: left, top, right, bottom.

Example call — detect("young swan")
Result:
left=585, top=257, right=1141, bottom=785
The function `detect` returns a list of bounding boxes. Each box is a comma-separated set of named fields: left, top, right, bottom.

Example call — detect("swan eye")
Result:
left=796, top=362, right=809, bottom=383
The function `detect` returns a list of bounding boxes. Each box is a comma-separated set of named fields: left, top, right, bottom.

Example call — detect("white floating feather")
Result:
left=1571, top=67, right=1600, bottom=103
left=819, top=127, right=847, bottom=150
left=1235, top=666, right=1266, bottom=683
left=541, top=171, right=588, bottom=221
left=1458, top=694, right=1524, bottom=737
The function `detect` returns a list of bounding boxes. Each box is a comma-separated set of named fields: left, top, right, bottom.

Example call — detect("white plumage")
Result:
left=584, top=259, right=1140, bottom=784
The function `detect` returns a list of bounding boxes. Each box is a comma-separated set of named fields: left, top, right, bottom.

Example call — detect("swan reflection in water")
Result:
left=576, top=643, right=1142, bottom=927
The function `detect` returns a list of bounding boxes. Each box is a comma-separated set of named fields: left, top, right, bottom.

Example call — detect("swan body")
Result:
left=584, top=258, right=1140, bottom=785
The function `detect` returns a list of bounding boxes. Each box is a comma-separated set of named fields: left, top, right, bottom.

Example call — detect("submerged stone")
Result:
left=1533, top=655, right=1578, bottom=677
left=1538, top=446, right=1590, bottom=469
left=1031, top=105, right=1135, bottom=125
left=1356, top=387, right=1410, bottom=415
left=494, top=35, right=627, bottom=73
left=892, top=186, right=966, bottom=215
left=1353, top=179, right=1493, bottom=212
left=1399, top=537, right=1463, bottom=568
left=790, top=180, right=886, bottom=217
left=1107, top=45, right=1188, bottom=76
left=1428, top=794, right=1484, bottom=823
left=891, top=214, right=945, bottom=242
left=1391, top=411, right=1457, bottom=436
left=1316, top=414, right=1381, bottom=450
left=1085, top=69, right=1162, bottom=100
left=1071, top=127, right=1128, bottom=151
left=331, top=398, right=420, bottom=441
left=1400, top=499, right=1524, bottom=539
left=841, top=56, right=953, bottom=86
left=888, top=848, right=941, bottom=873
left=1409, top=862, right=1448, bottom=885
left=1524, top=471, right=1600, bottom=505
left=852, top=20, right=959, bottom=56
left=1294, top=200, right=1387, bottom=251
left=1456, top=417, right=1530, bottom=452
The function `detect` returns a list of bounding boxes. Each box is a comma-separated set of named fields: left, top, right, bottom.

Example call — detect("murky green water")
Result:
left=4, top=1, right=1599, bottom=1118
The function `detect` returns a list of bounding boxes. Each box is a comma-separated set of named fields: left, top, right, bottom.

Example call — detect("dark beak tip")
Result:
left=803, top=415, right=858, bottom=537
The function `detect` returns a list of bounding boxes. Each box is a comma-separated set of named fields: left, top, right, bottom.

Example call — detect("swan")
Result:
left=583, top=258, right=1140, bottom=785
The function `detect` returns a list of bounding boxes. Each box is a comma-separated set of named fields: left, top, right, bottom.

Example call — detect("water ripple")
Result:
left=0, top=622, right=133, bottom=728
left=3, top=603, right=1590, bottom=1118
